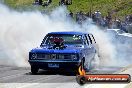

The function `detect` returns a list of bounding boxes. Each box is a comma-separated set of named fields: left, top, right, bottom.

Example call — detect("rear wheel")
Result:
left=82, top=58, right=91, bottom=72
left=31, top=66, right=39, bottom=75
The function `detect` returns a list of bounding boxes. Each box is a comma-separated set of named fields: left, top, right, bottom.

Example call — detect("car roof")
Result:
left=48, top=31, right=89, bottom=35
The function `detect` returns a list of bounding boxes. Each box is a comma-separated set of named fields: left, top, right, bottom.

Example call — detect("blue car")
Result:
left=28, top=31, right=99, bottom=74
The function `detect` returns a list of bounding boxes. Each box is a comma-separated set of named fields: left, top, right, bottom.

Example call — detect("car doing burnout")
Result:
left=28, top=32, right=99, bottom=74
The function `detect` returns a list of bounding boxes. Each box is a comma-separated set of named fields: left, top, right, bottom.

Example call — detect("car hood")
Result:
left=30, top=45, right=84, bottom=54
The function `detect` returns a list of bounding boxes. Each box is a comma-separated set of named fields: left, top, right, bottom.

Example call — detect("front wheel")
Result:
left=31, top=66, right=39, bottom=75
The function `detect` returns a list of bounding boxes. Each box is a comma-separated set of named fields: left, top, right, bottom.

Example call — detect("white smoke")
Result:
left=0, top=3, right=131, bottom=67
left=82, top=19, right=132, bottom=66
left=81, top=19, right=118, bottom=66
left=0, top=4, right=74, bottom=67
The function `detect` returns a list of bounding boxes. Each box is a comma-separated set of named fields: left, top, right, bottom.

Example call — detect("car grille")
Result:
left=36, top=54, right=72, bottom=60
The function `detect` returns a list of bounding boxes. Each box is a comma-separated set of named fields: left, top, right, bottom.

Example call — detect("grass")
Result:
left=3, top=0, right=132, bottom=19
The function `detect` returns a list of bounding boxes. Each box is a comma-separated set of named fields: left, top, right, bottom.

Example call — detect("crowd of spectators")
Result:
left=68, top=10, right=132, bottom=33
left=59, top=0, right=72, bottom=5
left=32, top=0, right=132, bottom=33
left=33, top=0, right=52, bottom=7
left=33, top=0, right=72, bottom=6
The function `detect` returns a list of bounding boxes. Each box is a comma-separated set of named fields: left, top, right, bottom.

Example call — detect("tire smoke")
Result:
left=0, top=4, right=73, bottom=67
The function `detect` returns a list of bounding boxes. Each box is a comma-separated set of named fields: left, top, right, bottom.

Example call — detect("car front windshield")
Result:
left=43, top=34, right=83, bottom=45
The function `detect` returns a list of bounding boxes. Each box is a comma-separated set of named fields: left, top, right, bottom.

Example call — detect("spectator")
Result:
left=125, top=15, right=130, bottom=23
left=59, top=0, right=65, bottom=5
left=39, top=0, right=43, bottom=5
left=129, top=15, right=132, bottom=22
left=106, top=11, right=112, bottom=28
left=75, top=11, right=83, bottom=24
left=95, top=10, right=101, bottom=19
left=69, top=11, right=73, bottom=18
left=59, top=0, right=72, bottom=5
left=33, top=0, right=42, bottom=5
left=95, top=10, right=101, bottom=24
left=86, top=12, right=90, bottom=18
left=33, top=0, right=38, bottom=5
left=121, top=22, right=128, bottom=32
left=111, top=18, right=117, bottom=29
left=101, top=17, right=107, bottom=27
left=76, top=12, right=79, bottom=22
left=116, top=19, right=121, bottom=29
left=78, top=11, right=84, bottom=24
left=92, top=13, right=96, bottom=22
left=48, top=0, right=52, bottom=3
left=42, top=0, right=52, bottom=7
left=65, top=0, right=72, bottom=5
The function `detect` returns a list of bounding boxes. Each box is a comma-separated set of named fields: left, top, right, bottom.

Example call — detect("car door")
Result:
left=88, top=34, right=98, bottom=54
left=83, top=34, right=93, bottom=66
left=87, top=34, right=97, bottom=60
left=80, top=35, right=88, bottom=66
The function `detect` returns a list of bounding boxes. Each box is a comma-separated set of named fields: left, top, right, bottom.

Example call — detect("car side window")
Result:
left=85, top=34, right=89, bottom=45
left=91, top=34, right=96, bottom=43
left=40, top=35, right=48, bottom=46
left=88, top=34, right=92, bottom=44
left=83, top=35, right=88, bottom=45
left=88, top=34, right=96, bottom=44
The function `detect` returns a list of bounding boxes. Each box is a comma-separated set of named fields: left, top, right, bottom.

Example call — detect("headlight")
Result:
left=31, top=53, right=37, bottom=59
left=71, top=54, right=77, bottom=60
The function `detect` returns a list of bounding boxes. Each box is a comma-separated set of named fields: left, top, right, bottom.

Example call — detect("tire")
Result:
left=81, top=58, right=90, bottom=72
left=85, top=63, right=91, bottom=72
left=31, top=66, right=39, bottom=75
left=82, top=58, right=90, bottom=72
